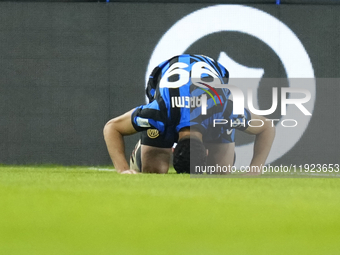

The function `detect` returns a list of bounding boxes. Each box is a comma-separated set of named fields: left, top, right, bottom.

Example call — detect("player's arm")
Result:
left=244, top=113, right=276, bottom=175
left=103, top=109, right=138, bottom=173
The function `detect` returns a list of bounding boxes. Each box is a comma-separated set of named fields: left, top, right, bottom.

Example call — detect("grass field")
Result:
left=1, top=165, right=340, bottom=255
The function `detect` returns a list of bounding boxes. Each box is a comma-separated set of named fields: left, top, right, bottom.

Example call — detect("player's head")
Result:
left=173, top=136, right=207, bottom=174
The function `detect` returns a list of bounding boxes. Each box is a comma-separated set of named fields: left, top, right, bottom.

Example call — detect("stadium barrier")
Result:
left=0, top=2, right=339, bottom=165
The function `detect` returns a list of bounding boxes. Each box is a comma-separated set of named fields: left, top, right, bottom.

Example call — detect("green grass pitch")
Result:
left=0, top=165, right=340, bottom=255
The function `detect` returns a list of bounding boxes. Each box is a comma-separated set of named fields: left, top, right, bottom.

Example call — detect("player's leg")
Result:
left=141, top=129, right=172, bottom=173
left=130, top=129, right=172, bottom=173
left=141, top=145, right=171, bottom=173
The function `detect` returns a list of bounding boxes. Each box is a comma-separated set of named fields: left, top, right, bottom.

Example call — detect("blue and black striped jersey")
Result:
left=131, top=54, right=251, bottom=144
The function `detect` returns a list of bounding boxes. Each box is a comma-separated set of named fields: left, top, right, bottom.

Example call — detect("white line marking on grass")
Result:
left=87, top=167, right=116, bottom=172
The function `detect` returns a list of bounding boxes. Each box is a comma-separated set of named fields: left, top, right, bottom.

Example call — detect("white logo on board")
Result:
left=146, top=5, right=316, bottom=168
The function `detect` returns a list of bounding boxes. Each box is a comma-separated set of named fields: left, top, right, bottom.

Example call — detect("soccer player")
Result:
left=103, top=54, right=275, bottom=174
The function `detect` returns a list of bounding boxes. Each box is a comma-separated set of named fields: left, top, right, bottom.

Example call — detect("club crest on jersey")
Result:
left=147, top=129, right=159, bottom=139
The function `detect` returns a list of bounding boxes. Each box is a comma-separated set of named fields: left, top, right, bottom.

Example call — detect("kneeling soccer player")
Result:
left=103, top=54, right=275, bottom=174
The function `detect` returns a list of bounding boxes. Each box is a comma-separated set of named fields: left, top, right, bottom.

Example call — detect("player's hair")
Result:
left=173, top=137, right=207, bottom=174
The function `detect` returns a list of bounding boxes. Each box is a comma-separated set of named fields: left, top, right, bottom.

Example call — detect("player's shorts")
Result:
left=141, top=129, right=174, bottom=148
left=130, top=132, right=237, bottom=172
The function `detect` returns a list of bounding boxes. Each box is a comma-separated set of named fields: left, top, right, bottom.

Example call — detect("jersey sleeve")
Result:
left=224, top=99, right=251, bottom=131
left=131, top=100, right=166, bottom=134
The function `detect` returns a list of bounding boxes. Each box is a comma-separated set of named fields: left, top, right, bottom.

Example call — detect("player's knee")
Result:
left=142, top=164, right=169, bottom=174
left=141, top=159, right=169, bottom=173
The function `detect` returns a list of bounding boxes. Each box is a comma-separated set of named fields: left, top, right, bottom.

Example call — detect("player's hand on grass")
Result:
left=243, top=165, right=262, bottom=176
left=120, top=169, right=139, bottom=174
